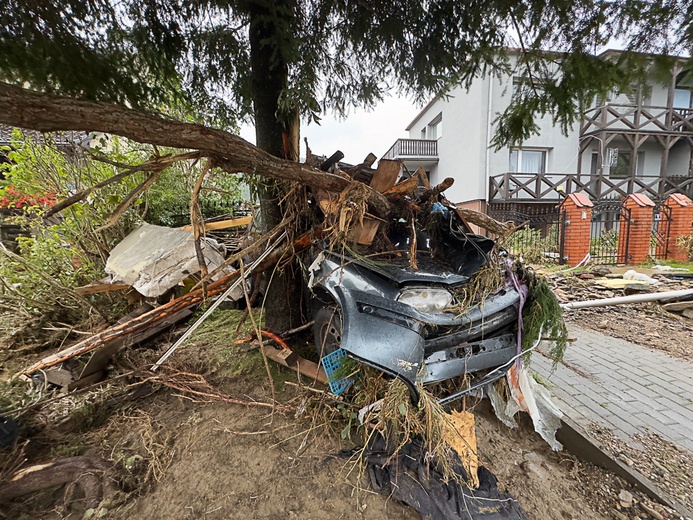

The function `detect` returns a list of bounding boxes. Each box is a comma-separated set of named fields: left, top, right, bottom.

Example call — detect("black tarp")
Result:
left=365, top=434, right=528, bottom=520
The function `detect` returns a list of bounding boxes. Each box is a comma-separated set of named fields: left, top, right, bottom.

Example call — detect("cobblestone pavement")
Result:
left=531, top=324, right=693, bottom=453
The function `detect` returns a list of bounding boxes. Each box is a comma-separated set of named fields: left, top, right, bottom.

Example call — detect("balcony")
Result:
left=581, top=104, right=693, bottom=136
left=489, top=172, right=693, bottom=202
left=382, top=138, right=438, bottom=161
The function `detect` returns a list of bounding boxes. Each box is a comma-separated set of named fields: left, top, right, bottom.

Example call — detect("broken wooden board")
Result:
left=316, top=189, right=382, bottom=246
left=179, top=215, right=252, bottom=232
left=594, top=279, right=651, bottom=290
left=383, top=175, right=419, bottom=200
left=369, top=159, right=402, bottom=193
left=262, top=345, right=328, bottom=384
left=442, top=410, right=479, bottom=488
left=75, top=279, right=131, bottom=296
left=349, top=217, right=381, bottom=245
left=77, top=306, right=193, bottom=381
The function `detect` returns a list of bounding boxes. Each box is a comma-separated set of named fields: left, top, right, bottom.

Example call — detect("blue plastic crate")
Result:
left=322, top=348, right=354, bottom=396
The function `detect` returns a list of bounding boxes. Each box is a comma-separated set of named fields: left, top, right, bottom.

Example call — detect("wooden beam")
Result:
left=74, top=280, right=131, bottom=295
left=179, top=215, right=252, bottom=232
left=262, top=345, right=328, bottom=384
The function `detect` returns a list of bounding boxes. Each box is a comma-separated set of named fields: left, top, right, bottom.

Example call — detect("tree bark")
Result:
left=0, top=457, right=116, bottom=510
left=247, top=0, right=303, bottom=331
left=0, top=82, right=390, bottom=217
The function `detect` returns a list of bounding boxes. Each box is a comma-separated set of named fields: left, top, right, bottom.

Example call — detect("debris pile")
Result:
left=1, top=149, right=572, bottom=519
left=544, top=266, right=693, bottom=359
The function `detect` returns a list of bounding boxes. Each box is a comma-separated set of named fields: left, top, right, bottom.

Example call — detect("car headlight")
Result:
left=397, top=287, right=453, bottom=313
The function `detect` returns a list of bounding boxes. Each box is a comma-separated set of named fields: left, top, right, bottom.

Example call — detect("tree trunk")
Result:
left=248, top=0, right=303, bottom=331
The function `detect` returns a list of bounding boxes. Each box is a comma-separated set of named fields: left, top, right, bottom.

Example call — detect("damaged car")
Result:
left=306, top=205, right=521, bottom=404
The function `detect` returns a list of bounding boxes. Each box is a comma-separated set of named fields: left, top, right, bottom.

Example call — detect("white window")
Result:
left=509, top=149, right=547, bottom=174
left=426, top=113, right=442, bottom=140
left=674, top=89, right=691, bottom=109
left=420, top=128, right=426, bottom=139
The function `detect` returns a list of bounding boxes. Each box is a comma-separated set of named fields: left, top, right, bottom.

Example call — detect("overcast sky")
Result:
left=239, top=95, right=425, bottom=165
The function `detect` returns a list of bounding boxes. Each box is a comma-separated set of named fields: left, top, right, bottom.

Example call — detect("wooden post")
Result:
left=663, top=193, right=693, bottom=262
left=619, top=194, right=656, bottom=265
left=559, top=193, right=593, bottom=266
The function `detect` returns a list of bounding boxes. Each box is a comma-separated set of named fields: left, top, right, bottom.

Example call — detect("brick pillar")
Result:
left=618, top=194, right=655, bottom=265
left=664, top=193, right=693, bottom=262
left=559, top=193, right=593, bottom=267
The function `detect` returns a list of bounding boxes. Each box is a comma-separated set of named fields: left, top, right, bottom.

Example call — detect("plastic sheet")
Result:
left=365, top=434, right=529, bottom=520
left=505, top=365, right=564, bottom=451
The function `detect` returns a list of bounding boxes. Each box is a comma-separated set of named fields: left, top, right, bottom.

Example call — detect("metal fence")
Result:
left=487, top=205, right=565, bottom=263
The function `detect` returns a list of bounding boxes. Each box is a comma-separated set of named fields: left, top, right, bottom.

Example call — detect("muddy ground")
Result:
left=0, top=309, right=665, bottom=520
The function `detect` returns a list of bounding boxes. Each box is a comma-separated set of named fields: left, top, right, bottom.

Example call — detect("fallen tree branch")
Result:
left=454, top=207, right=518, bottom=237
left=190, top=159, right=214, bottom=295
left=0, top=82, right=391, bottom=218
left=96, top=170, right=161, bottom=231
left=44, top=151, right=201, bottom=218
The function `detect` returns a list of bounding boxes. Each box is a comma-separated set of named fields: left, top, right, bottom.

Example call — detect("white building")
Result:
left=383, top=50, right=693, bottom=211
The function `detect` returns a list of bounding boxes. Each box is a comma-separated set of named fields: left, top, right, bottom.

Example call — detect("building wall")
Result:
left=407, top=80, right=487, bottom=203
left=402, top=55, right=690, bottom=205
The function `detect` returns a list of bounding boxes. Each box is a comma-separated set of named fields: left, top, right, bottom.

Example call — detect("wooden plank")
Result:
left=78, top=306, right=193, bottom=379
left=75, top=281, right=131, bottom=295
left=179, top=215, right=252, bottom=232
left=349, top=217, right=380, bottom=245
left=369, top=159, right=402, bottom=193
left=262, top=345, right=328, bottom=384
left=383, top=176, right=419, bottom=200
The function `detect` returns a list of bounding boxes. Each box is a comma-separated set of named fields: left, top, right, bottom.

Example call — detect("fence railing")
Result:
left=489, top=172, right=693, bottom=202
left=581, top=104, right=693, bottom=135
left=382, top=139, right=438, bottom=160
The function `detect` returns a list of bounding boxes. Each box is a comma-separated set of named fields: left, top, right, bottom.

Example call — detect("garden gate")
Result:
left=650, top=201, right=672, bottom=260
left=589, top=201, right=631, bottom=264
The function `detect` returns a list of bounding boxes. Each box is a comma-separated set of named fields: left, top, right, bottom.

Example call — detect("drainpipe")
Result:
left=484, top=76, right=494, bottom=210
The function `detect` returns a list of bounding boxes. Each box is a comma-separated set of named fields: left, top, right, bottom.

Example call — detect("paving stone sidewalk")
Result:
left=531, top=324, right=693, bottom=453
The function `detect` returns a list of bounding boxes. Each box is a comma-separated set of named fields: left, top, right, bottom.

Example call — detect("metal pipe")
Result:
left=150, top=232, right=288, bottom=371
left=560, top=288, right=693, bottom=310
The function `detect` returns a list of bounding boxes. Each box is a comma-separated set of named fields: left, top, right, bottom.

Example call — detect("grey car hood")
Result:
left=322, top=250, right=470, bottom=286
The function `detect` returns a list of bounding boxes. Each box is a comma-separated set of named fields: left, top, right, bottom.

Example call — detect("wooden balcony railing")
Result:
left=382, top=138, right=438, bottom=160
left=581, top=104, right=693, bottom=136
left=489, top=172, right=693, bottom=202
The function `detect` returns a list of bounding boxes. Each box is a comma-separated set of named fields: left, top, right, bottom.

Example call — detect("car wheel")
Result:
left=313, top=305, right=342, bottom=358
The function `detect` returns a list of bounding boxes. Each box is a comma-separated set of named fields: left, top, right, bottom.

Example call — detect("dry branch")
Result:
left=44, top=151, right=201, bottom=218
left=143, top=370, right=294, bottom=413
left=454, top=208, right=518, bottom=237
left=190, top=159, right=214, bottom=293
left=0, top=82, right=391, bottom=218
left=96, top=170, right=161, bottom=231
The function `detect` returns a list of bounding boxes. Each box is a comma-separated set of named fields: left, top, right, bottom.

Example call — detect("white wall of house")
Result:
left=400, top=52, right=691, bottom=204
